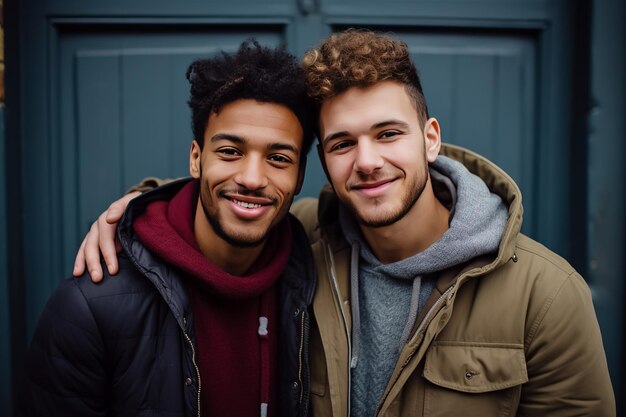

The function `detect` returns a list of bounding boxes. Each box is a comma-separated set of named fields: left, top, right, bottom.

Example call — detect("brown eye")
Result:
left=379, top=131, right=399, bottom=139
left=330, top=141, right=353, bottom=152
left=268, top=154, right=291, bottom=164
left=217, top=147, right=241, bottom=158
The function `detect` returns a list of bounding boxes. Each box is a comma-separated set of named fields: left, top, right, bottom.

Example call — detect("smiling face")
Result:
left=319, top=80, right=441, bottom=228
left=190, top=99, right=304, bottom=248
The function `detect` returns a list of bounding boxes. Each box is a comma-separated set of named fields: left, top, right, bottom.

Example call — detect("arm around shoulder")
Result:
left=127, top=176, right=179, bottom=193
left=518, top=271, right=615, bottom=417
left=21, top=278, right=108, bottom=417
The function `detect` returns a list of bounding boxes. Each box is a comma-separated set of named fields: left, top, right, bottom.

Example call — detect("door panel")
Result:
left=403, top=31, right=536, bottom=235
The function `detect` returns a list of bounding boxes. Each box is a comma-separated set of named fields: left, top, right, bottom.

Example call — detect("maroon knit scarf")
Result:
left=134, top=180, right=292, bottom=417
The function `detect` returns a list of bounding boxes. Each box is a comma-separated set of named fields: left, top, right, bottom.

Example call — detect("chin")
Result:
left=222, top=232, right=268, bottom=248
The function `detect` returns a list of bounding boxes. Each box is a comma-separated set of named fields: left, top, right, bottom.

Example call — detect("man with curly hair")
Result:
left=73, top=30, right=615, bottom=416
left=22, top=41, right=316, bottom=417
left=293, top=29, right=614, bottom=417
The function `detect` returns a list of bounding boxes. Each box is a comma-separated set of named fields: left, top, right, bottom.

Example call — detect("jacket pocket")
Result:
left=423, top=342, right=528, bottom=417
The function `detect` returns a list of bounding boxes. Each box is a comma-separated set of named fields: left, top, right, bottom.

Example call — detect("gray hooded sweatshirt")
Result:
left=340, top=155, right=509, bottom=417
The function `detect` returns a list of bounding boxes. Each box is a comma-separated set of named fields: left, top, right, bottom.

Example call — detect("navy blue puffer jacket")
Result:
left=22, top=179, right=316, bottom=417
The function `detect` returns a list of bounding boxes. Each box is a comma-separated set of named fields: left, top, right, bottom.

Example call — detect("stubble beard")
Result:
left=199, top=188, right=270, bottom=249
left=351, top=163, right=430, bottom=228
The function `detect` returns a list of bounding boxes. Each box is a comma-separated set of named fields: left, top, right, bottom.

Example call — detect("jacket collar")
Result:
left=439, top=143, right=522, bottom=268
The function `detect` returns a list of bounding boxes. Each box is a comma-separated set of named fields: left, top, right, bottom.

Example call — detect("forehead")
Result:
left=206, top=99, right=303, bottom=150
left=319, top=81, right=418, bottom=133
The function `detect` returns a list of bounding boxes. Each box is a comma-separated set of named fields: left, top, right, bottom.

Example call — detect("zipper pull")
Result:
left=258, top=316, right=269, bottom=337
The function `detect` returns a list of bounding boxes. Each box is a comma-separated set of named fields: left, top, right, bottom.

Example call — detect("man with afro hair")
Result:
left=22, top=40, right=316, bottom=417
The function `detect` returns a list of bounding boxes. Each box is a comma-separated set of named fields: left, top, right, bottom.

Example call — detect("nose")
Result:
left=234, top=156, right=268, bottom=190
left=354, top=139, right=384, bottom=174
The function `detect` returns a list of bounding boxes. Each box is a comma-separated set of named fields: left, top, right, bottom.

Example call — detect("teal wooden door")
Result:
left=7, top=0, right=621, bottom=415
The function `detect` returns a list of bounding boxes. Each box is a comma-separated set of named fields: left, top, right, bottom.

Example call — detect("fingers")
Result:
left=72, top=235, right=88, bottom=277
left=99, top=213, right=120, bottom=277
left=83, top=218, right=105, bottom=282
left=73, top=191, right=139, bottom=283
left=106, top=191, right=141, bottom=224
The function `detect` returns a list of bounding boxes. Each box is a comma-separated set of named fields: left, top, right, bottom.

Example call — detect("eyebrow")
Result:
left=372, top=119, right=410, bottom=131
left=268, top=143, right=300, bottom=156
left=210, top=133, right=245, bottom=144
left=322, top=119, right=410, bottom=146
left=210, top=133, right=299, bottom=156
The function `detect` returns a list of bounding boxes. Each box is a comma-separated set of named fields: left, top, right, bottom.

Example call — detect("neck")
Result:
left=360, top=182, right=450, bottom=264
left=193, top=200, right=264, bottom=276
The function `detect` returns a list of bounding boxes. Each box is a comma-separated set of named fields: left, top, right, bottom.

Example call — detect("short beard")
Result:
left=356, top=164, right=429, bottom=228
left=200, top=192, right=268, bottom=249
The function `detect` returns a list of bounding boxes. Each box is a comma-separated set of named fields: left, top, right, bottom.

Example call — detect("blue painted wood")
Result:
left=588, top=0, right=625, bottom=400
left=321, top=3, right=553, bottom=22
left=29, top=0, right=300, bottom=17
left=385, top=31, right=537, bottom=236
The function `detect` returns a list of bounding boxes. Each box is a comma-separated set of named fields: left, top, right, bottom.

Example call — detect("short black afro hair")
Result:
left=186, top=40, right=315, bottom=159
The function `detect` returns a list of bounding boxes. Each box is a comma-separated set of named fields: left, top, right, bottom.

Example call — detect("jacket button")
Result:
left=185, top=377, right=193, bottom=386
left=292, top=381, right=299, bottom=390
left=293, top=308, right=300, bottom=317
left=465, top=371, right=475, bottom=380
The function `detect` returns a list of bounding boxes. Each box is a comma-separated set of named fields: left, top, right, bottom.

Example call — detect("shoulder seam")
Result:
left=524, top=272, right=576, bottom=353
left=515, top=237, right=575, bottom=276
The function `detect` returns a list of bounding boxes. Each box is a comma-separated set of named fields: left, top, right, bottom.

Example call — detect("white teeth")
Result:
left=233, top=199, right=262, bottom=209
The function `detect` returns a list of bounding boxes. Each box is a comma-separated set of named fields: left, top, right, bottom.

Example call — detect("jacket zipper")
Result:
left=298, top=309, right=310, bottom=417
left=324, top=242, right=352, bottom=417
left=183, top=331, right=202, bottom=417
left=124, top=252, right=202, bottom=417
left=413, top=285, right=455, bottom=339
left=374, top=285, right=455, bottom=417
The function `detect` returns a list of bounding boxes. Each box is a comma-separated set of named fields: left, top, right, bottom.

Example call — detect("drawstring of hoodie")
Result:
left=400, top=277, right=422, bottom=348
left=350, top=242, right=361, bottom=368
left=349, top=242, right=424, bottom=369
left=258, top=293, right=270, bottom=417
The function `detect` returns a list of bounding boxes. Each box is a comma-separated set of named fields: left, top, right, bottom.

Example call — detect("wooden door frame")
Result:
left=588, top=0, right=626, bottom=407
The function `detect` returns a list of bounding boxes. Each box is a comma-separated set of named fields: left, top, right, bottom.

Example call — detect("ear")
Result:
left=189, top=140, right=202, bottom=178
left=423, top=118, right=442, bottom=163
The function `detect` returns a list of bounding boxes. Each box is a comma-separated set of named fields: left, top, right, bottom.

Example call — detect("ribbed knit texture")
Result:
left=343, top=155, right=508, bottom=417
left=133, top=180, right=292, bottom=417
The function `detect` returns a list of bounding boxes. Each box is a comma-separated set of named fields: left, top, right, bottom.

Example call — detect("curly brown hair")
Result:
left=303, top=29, right=429, bottom=126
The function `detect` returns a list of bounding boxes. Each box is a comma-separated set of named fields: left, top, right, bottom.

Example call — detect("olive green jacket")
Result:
left=290, top=144, right=615, bottom=417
